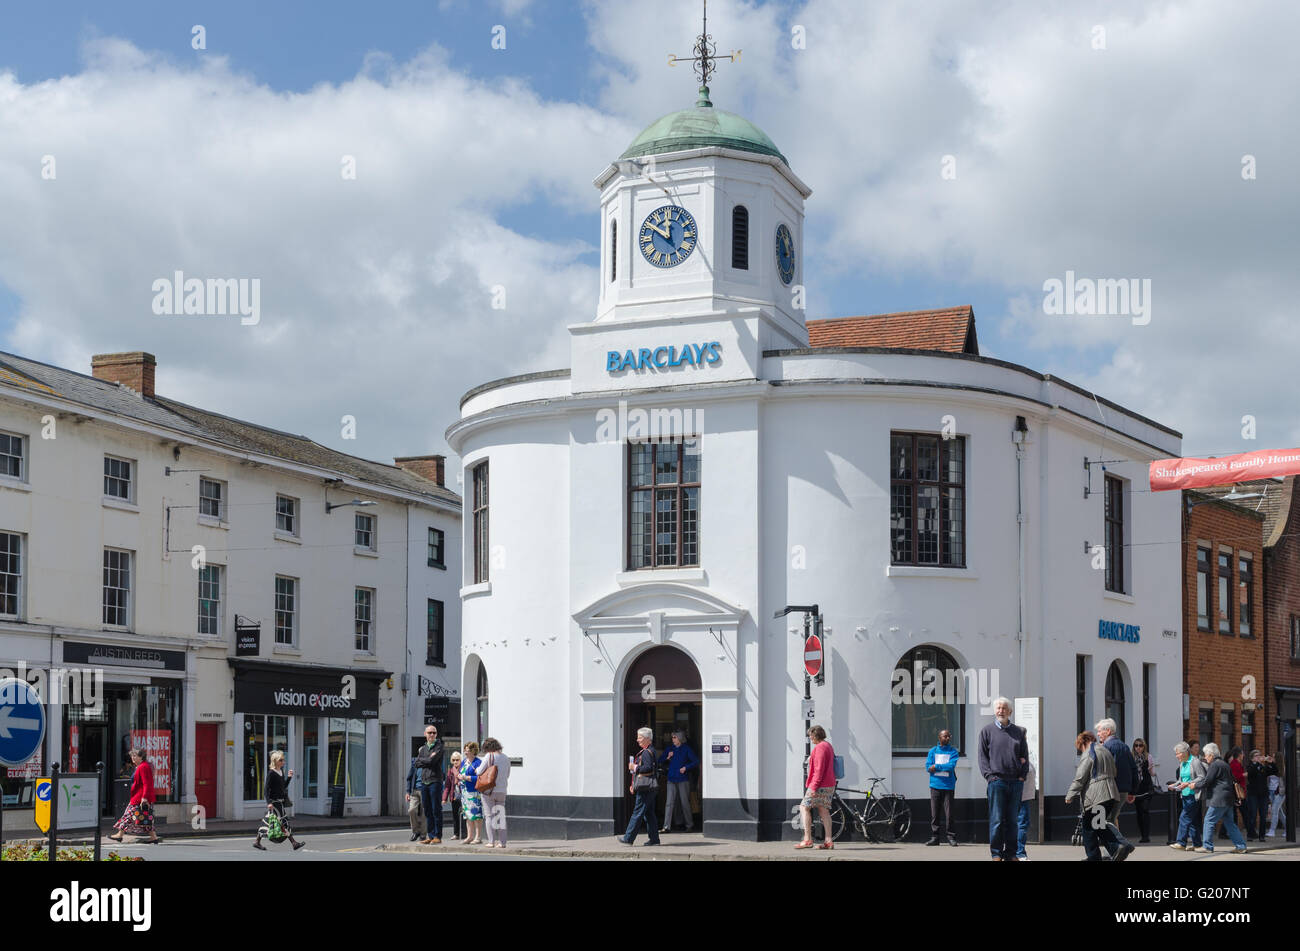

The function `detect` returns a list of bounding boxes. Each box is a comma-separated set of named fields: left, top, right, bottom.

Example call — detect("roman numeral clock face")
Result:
left=639, top=205, right=697, bottom=268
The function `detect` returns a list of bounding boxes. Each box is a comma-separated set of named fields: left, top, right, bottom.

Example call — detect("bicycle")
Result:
left=811, top=777, right=912, bottom=843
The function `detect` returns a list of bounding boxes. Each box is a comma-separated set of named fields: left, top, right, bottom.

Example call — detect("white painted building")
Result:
left=447, top=89, right=1184, bottom=840
left=0, top=351, right=460, bottom=826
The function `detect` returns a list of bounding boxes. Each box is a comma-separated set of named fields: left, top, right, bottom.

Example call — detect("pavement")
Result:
left=10, top=814, right=1295, bottom=861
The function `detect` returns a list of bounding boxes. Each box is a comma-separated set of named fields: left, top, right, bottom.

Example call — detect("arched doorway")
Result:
left=1105, top=661, right=1126, bottom=740
left=621, top=646, right=703, bottom=832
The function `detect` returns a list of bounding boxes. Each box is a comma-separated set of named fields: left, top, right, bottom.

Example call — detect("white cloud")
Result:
left=0, top=39, right=631, bottom=469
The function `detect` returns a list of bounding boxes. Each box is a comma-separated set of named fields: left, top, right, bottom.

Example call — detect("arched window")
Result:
left=476, top=663, right=489, bottom=743
left=892, top=646, right=964, bottom=753
left=731, top=205, right=749, bottom=270
left=1105, top=661, right=1125, bottom=740
left=609, top=220, right=617, bottom=283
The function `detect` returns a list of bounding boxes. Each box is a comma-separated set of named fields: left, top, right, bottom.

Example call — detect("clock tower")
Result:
left=571, top=11, right=812, bottom=392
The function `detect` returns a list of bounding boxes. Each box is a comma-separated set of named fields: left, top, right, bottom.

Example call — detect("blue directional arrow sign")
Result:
left=0, top=677, right=45, bottom=767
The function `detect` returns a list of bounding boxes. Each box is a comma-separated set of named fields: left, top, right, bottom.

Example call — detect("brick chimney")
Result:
left=394, top=454, right=445, bottom=487
left=92, top=352, right=156, bottom=398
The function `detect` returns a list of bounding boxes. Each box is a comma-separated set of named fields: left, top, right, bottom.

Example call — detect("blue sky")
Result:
left=0, top=0, right=1294, bottom=462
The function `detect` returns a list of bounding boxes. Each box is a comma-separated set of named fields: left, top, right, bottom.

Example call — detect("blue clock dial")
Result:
left=639, top=205, right=698, bottom=268
left=775, top=223, right=796, bottom=285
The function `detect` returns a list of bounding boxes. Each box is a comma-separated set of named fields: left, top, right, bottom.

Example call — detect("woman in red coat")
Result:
left=108, top=748, right=159, bottom=843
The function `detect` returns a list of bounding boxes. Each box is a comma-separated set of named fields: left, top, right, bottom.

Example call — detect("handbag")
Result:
left=1233, top=782, right=1246, bottom=802
left=632, top=750, right=658, bottom=791
left=477, top=755, right=499, bottom=795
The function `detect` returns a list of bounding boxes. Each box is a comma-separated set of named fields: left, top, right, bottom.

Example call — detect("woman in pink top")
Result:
left=797, top=725, right=836, bottom=850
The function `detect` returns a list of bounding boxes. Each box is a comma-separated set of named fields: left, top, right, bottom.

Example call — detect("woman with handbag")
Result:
left=253, top=750, right=304, bottom=851
left=443, top=751, right=464, bottom=842
left=108, top=748, right=160, bottom=844
left=1228, top=747, right=1248, bottom=839
left=618, top=727, right=661, bottom=846
left=459, top=741, right=485, bottom=845
left=479, top=738, right=510, bottom=849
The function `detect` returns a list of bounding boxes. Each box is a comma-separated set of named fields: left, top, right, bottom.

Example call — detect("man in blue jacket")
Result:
left=658, top=730, right=700, bottom=833
left=925, top=728, right=960, bottom=846
left=1095, top=718, right=1136, bottom=860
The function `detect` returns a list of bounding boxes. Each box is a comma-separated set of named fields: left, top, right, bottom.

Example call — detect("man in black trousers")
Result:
left=925, top=729, right=960, bottom=845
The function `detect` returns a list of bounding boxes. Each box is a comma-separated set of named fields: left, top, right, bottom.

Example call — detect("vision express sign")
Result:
left=233, top=667, right=381, bottom=719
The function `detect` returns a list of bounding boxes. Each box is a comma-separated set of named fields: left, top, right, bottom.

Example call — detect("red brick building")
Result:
left=1181, top=486, right=1266, bottom=756
left=1261, top=477, right=1300, bottom=753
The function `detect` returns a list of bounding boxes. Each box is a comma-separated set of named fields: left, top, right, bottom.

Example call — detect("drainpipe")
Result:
left=1013, top=417, right=1029, bottom=698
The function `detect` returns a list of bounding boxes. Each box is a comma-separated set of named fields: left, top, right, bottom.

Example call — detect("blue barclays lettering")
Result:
left=1098, top=619, right=1140, bottom=643
left=606, top=342, right=722, bottom=373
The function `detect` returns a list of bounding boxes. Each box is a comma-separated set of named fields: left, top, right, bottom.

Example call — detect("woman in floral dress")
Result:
left=108, top=748, right=159, bottom=844
left=459, top=741, right=485, bottom=844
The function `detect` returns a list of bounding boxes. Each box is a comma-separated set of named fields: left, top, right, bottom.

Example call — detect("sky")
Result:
left=0, top=0, right=1296, bottom=484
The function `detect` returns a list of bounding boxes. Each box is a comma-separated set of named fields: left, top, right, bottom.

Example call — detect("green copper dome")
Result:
left=620, top=90, right=786, bottom=165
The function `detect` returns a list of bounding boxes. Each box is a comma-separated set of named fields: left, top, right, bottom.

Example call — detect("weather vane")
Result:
left=668, top=0, right=741, bottom=106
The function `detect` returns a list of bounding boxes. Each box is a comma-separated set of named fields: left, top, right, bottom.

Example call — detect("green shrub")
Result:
left=1, top=842, right=143, bottom=862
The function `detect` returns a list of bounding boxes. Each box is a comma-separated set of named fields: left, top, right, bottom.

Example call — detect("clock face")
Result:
left=639, top=205, right=698, bottom=268
left=775, top=223, right=796, bottom=284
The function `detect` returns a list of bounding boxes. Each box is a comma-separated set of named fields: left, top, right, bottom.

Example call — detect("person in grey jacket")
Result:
left=1065, top=732, right=1133, bottom=862
left=1191, top=743, right=1247, bottom=853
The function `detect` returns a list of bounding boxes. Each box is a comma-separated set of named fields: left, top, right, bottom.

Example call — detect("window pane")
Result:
left=943, top=488, right=964, bottom=566
left=916, top=486, right=939, bottom=564
left=328, top=718, right=345, bottom=796
left=891, top=647, right=963, bottom=752
left=890, top=435, right=911, bottom=480
left=0, top=532, right=20, bottom=616
left=916, top=437, right=939, bottom=482
left=682, top=487, right=699, bottom=565
left=303, top=717, right=319, bottom=799
left=682, top=444, right=700, bottom=484
left=630, top=489, right=653, bottom=568
left=347, top=719, right=367, bottom=797
left=655, top=443, right=678, bottom=484
left=655, top=489, right=678, bottom=566
left=630, top=443, right=653, bottom=488
left=890, top=484, right=912, bottom=564
left=244, top=714, right=266, bottom=801
left=944, top=437, right=964, bottom=485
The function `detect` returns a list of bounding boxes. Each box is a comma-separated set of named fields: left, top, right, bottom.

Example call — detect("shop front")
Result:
left=58, top=640, right=188, bottom=820
left=229, top=659, right=390, bottom=819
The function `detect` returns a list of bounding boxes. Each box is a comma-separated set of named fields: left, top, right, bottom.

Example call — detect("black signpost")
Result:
left=48, top=761, right=59, bottom=862
left=235, top=616, right=262, bottom=657
left=774, top=604, right=821, bottom=788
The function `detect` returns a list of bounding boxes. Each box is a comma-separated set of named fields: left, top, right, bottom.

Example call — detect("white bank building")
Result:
left=447, top=85, right=1183, bottom=840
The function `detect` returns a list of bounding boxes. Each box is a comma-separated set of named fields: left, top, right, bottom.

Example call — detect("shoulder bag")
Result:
left=477, top=754, right=499, bottom=795
left=633, top=750, right=658, bottom=792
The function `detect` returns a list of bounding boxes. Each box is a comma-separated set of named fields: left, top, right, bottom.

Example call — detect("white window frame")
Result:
left=199, top=477, right=227, bottom=523
left=103, top=547, right=132, bottom=628
left=197, top=563, right=223, bottom=636
left=0, top=531, right=24, bottom=620
left=0, top=431, right=26, bottom=483
left=103, top=455, right=135, bottom=503
left=354, top=586, right=375, bottom=653
left=354, top=512, right=377, bottom=553
left=275, top=575, right=298, bottom=646
left=275, top=494, right=299, bottom=537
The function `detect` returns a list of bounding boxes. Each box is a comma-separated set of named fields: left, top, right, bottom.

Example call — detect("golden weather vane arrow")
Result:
left=668, top=0, right=741, bottom=106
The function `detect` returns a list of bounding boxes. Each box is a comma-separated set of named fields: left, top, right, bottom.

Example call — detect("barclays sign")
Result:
left=607, top=342, right=721, bottom=373
left=1098, top=619, right=1140, bottom=643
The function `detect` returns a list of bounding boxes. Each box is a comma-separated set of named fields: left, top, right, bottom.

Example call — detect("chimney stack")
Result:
left=394, top=454, right=445, bottom=487
left=92, top=352, right=156, bottom=398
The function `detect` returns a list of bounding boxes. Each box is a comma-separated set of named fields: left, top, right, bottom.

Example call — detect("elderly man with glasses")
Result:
left=414, top=725, right=445, bottom=845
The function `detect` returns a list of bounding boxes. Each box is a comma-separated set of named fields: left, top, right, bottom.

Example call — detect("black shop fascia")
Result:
left=228, top=659, right=390, bottom=719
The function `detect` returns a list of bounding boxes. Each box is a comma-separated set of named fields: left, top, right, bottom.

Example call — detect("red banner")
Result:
left=1149, top=448, right=1300, bottom=491
left=129, top=729, right=172, bottom=795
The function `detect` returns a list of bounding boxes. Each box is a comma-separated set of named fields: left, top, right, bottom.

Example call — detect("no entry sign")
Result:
left=803, top=635, right=823, bottom=678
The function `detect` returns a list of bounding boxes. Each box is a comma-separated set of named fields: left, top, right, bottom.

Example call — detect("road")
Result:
left=98, top=828, right=556, bottom=861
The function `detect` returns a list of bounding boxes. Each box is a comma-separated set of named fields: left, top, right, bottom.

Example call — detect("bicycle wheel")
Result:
left=812, top=797, right=849, bottom=842
left=886, top=796, right=912, bottom=842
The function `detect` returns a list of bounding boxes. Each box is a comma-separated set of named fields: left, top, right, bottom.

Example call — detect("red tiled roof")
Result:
left=806, top=306, right=977, bottom=354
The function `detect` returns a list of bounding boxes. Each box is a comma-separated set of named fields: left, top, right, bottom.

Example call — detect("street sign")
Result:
left=0, top=677, right=45, bottom=767
left=710, top=733, right=732, bottom=766
left=34, top=777, right=51, bottom=833
left=55, top=776, right=100, bottom=830
left=803, top=635, right=823, bottom=678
